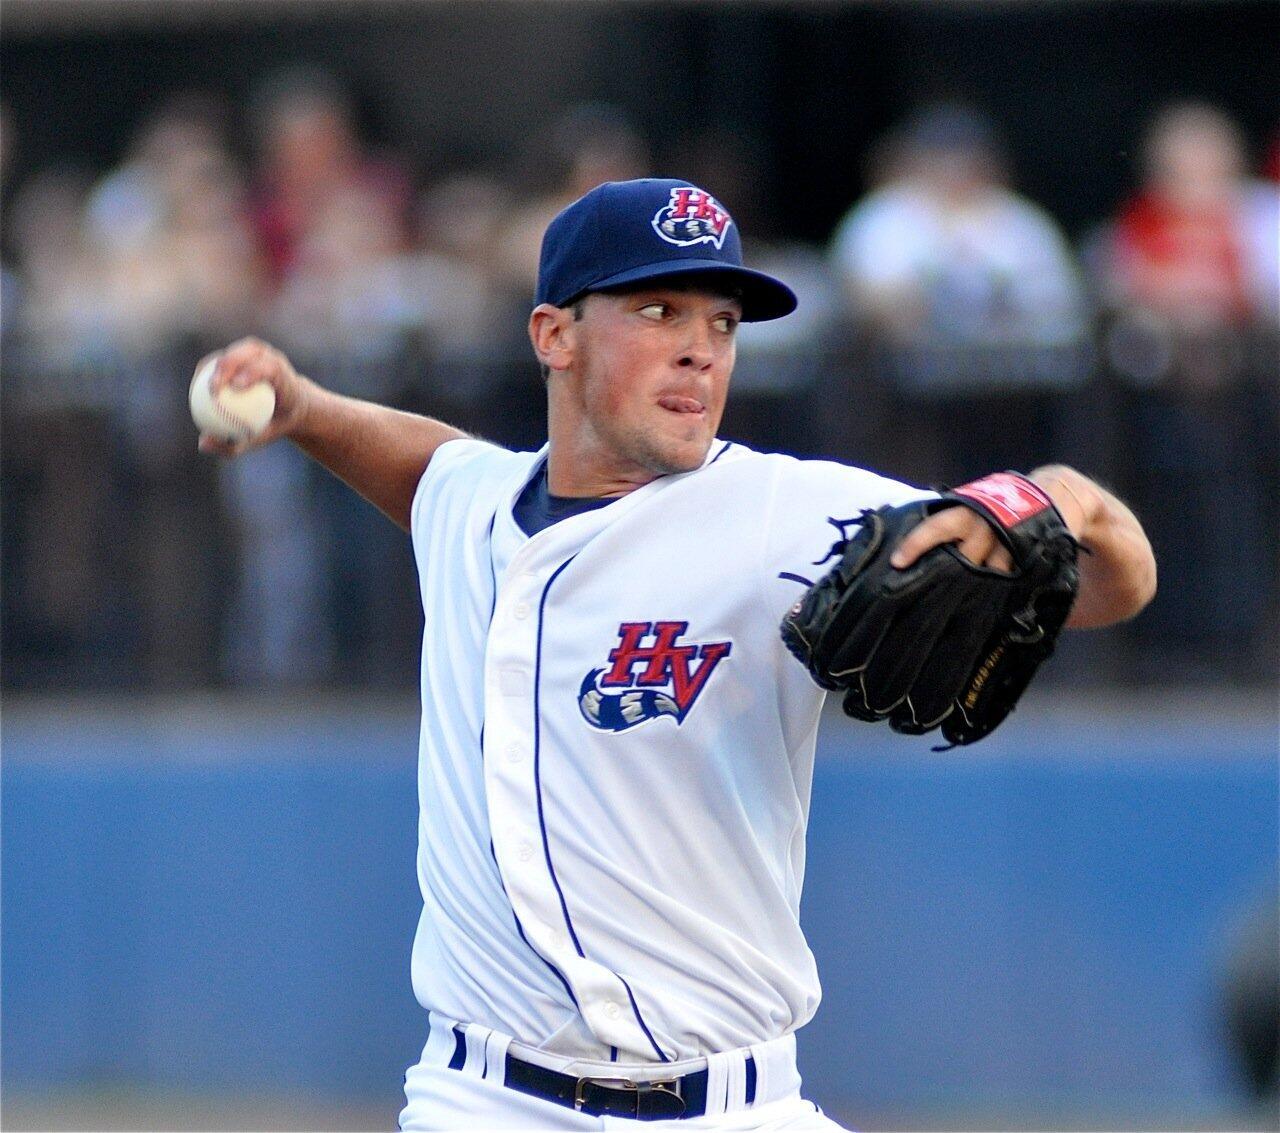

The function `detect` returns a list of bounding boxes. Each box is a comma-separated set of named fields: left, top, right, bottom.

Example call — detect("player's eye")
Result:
left=712, top=315, right=739, bottom=334
left=638, top=302, right=670, bottom=320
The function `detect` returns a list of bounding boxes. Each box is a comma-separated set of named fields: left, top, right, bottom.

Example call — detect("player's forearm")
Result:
left=1030, top=464, right=1157, bottom=629
left=290, top=380, right=467, bottom=531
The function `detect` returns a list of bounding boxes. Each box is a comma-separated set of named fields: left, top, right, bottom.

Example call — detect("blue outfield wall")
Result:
left=2, top=696, right=1276, bottom=1118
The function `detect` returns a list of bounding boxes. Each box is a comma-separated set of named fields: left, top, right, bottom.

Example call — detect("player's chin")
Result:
left=650, top=432, right=714, bottom=475
left=634, top=411, right=718, bottom=474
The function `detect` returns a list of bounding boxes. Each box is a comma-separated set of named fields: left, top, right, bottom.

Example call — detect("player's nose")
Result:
left=676, top=327, right=715, bottom=370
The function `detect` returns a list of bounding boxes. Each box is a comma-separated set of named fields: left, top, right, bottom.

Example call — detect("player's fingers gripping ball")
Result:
left=780, top=473, right=1081, bottom=746
left=189, top=355, right=276, bottom=443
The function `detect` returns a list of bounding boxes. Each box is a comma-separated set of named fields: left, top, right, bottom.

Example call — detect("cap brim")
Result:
left=577, top=259, right=797, bottom=322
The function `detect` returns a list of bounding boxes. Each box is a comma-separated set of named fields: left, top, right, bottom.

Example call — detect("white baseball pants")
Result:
left=399, top=1012, right=850, bottom=1131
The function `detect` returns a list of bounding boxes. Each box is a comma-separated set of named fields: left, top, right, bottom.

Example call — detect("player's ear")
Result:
left=529, top=303, right=577, bottom=377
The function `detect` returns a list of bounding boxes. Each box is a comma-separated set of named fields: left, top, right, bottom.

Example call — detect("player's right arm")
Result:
left=196, top=337, right=466, bottom=531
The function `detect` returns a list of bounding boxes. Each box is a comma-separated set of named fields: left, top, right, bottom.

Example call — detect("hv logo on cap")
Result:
left=651, top=186, right=733, bottom=250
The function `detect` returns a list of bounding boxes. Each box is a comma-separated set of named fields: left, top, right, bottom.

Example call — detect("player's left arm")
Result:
left=890, top=464, right=1156, bottom=629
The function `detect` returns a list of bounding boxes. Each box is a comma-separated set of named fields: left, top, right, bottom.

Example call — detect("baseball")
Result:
left=189, top=356, right=276, bottom=442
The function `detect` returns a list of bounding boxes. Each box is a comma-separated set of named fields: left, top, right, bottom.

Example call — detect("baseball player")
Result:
left=200, top=179, right=1156, bottom=1129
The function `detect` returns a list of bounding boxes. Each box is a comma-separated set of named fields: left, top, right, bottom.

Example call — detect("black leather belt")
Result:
left=447, top=1025, right=757, bottom=1120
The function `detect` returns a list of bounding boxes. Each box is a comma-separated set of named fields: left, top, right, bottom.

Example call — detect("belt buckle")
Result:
left=573, top=1076, right=683, bottom=1117
left=574, top=1076, right=632, bottom=1109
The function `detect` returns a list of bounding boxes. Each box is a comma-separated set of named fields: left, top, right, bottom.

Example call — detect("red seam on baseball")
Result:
left=213, top=391, right=256, bottom=438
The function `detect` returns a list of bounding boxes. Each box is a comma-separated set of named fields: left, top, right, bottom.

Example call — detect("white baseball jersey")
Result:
left=408, top=437, right=929, bottom=1065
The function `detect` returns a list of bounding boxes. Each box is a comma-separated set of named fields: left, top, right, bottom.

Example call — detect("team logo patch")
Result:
left=651, top=187, right=734, bottom=250
left=953, top=473, right=1052, bottom=528
left=579, top=621, right=732, bottom=732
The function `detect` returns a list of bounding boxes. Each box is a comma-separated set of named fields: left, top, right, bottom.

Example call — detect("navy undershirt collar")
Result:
left=513, top=462, right=614, bottom=536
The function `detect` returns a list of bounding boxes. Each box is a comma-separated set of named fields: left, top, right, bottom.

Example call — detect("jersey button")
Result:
left=513, top=601, right=531, bottom=620
left=517, top=841, right=535, bottom=862
left=603, top=1001, right=621, bottom=1020
left=505, top=743, right=523, bottom=763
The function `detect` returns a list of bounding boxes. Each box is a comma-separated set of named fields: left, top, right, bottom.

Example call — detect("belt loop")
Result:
left=732, top=1049, right=747, bottom=1111
left=485, top=1030, right=511, bottom=1084
left=723, top=1051, right=747, bottom=1111
left=425, top=1011, right=461, bottom=1068
left=462, top=1022, right=493, bottom=1077
left=702, top=1050, right=730, bottom=1117
left=748, top=1042, right=769, bottom=1105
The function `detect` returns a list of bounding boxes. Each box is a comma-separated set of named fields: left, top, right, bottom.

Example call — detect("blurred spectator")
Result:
left=1094, top=103, right=1280, bottom=677
left=234, top=70, right=400, bottom=687
left=830, top=103, right=1086, bottom=352
left=78, top=97, right=262, bottom=686
left=251, top=67, right=417, bottom=371
left=494, top=102, right=649, bottom=298
left=0, top=99, right=19, bottom=344
left=1103, top=104, right=1277, bottom=339
left=401, top=171, right=519, bottom=393
left=829, top=103, right=1090, bottom=485
left=412, top=173, right=513, bottom=337
left=6, top=168, right=107, bottom=373
left=267, top=174, right=411, bottom=364
left=85, top=94, right=266, bottom=356
left=249, top=67, right=410, bottom=294
left=251, top=77, right=412, bottom=389
left=1, top=96, right=129, bottom=686
left=241, top=70, right=418, bottom=687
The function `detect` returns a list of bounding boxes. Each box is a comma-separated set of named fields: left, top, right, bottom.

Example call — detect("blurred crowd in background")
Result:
left=1, top=72, right=1277, bottom=692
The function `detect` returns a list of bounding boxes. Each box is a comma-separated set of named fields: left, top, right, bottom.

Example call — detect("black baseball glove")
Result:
left=780, top=473, right=1081, bottom=746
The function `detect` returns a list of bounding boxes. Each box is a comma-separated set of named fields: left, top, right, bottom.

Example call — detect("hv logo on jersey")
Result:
left=579, top=621, right=732, bottom=732
left=651, top=187, right=733, bottom=249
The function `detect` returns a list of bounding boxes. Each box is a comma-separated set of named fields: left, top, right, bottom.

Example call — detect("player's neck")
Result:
left=544, top=446, right=656, bottom=499
left=541, top=390, right=649, bottom=496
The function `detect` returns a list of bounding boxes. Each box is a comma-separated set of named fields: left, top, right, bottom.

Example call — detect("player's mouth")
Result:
left=657, top=395, right=706, bottom=415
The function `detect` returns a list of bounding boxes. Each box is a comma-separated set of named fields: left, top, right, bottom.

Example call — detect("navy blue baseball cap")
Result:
left=535, top=178, right=797, bottom=322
